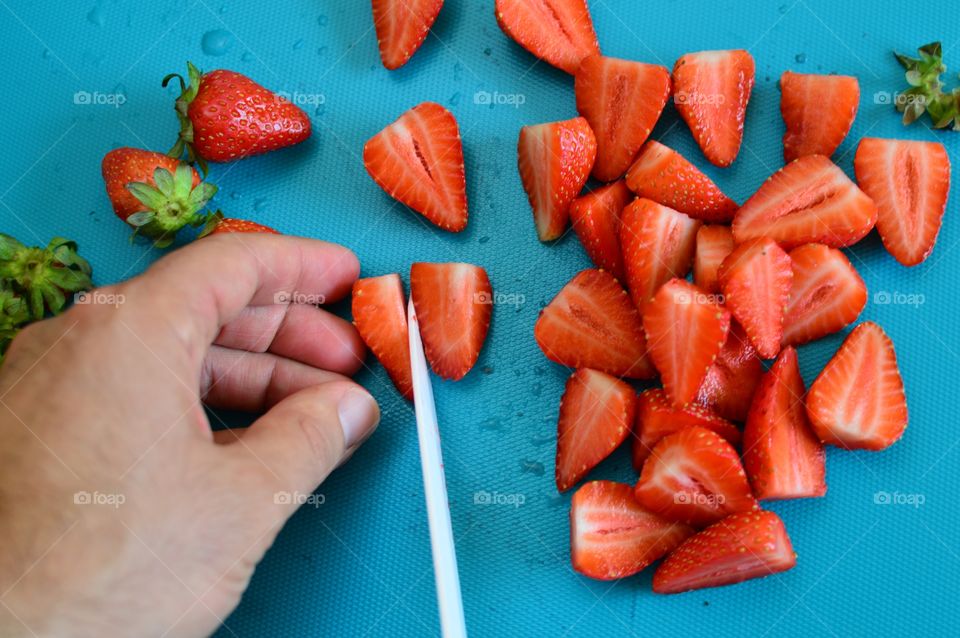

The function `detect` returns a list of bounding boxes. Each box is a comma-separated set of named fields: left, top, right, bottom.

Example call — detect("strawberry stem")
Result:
left=164, top=62, right=209, bottom=176
left=124, top=165, right=217, bottom=248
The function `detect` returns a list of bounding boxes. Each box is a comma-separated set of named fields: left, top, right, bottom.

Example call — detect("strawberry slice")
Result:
left=644, top=279, right=730, bottom=407
left=780, top=71, right=860, bottom=163
left=569, top=180, right=632, bottom=280
left=535, top=269, right=655, bottom=378
left=571, top=481, right=694, bottom=580
left=743, top=347, right=826, bottom=500
left=718, top=237, right=792, bottom=360
left=575, top=55, right=672, bottom=181
left=556, top=369, right=637, bottom=492
left=672, top=50, right=755, bottom=167
left=782, top=243, right=866, bottom=347
left=732, top=154, right=877, bottom=249
left=409, top=263, right=492, bottom=380
left=626, top=141, right=739, bottom=222
left=364, top=102, right=468, bottom=232
left=494, top=0, right=600, bottom=75
left=519, top=117, right=597, bottom=241
left=634, top=426, right=757, bottom=526
left=695, top=320, right=764, bottom=422
left=372, top=0, right=444, bottom=70
left=632, top=389, right=741, bottom=470
left=806, top=322, right=908, bottom=450
left=854, top=137, right=951, bottom=266
left=352, top=274, right=413, bottom=400
left=652, top=510, right=795, bottom=593
left=693, top=225, right=735, bottom=293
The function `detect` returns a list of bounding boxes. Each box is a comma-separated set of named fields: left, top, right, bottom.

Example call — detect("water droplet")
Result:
left=87, top=5, right=104, bottom=26
left=202, top=29, right=234, bottom=57
left=317, top=46, right=328, bottom=56
left=481, top=366, right=494, bottom=375
left=530, top=382, right=542, bottom=397
left=453, top=62, right=463, bottom=82
left=241, top=51, right=253, bottom=62
left=779, top=3, right=788, bottom=13
left=795, top=53, right=807, bottom=64
left=449, top=92, right=461, bottom=106
left=219, top=4, right=227, bottom=14
left=484, top=47, right=492, bottom=56
left=479, top=236, right=490, bottom=244
left=314, top=103, right=325, bottom=116
left=317, top=15, right=328, bottom=26
left=42, top=49, right=51, bottom=59
left=520, top=460, right=544, bottom=476
left=479, top=417, right=502, bottom=432
left=293, top=39, right=304, bottom=50
left=230, top=191, right=242, bottom=200
left=254, top=198, right=268, bottom=212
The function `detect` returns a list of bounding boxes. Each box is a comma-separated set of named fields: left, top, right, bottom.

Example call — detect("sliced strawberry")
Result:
left=556, top=369, right=637, bottom=492
left=695, top=320, right=764, bottom=422
left=364, top=102, right=468, bottom=232
left=743, top=347, right=826, bottom=500
left=732, top=154, right=877, bottom=249
left=519, top=117, right=597, bottom=241
left=653, top=510, right=795, bottom=593
left=782, top=243, right=866, bottom=347
left=372, top=0, right=444, bottom=70
left=571, top=481, right=694, bottom=580
left=575, top=55, right=671, bottom=182
left=626, top=141, right=739, bottom=222
left=569, top=180, right=632, bottom=280
left=409, top=263, right=491, bottom=380
left=693, top=225, right=735, bottom=294
left=494, top=0, right=600, bottom=75
left=780, top=71, right=860, bottom=162
left=352, top=275, right=413, bottom=400
left=672, top=50, right=755, bottom=167
left=806, top=322, right=908, bottom=450
left=535, top=269, right=655, bottom=378
left=854, top=137, right=951, bottom=266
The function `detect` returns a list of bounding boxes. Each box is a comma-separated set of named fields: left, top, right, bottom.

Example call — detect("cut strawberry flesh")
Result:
left=495, top=0, right=600, bottom=74
left=695, top=320, right=764, bottom=422
left=352, top=274, right=413, bottom=400
left=569, top=180, right=632, bottom=280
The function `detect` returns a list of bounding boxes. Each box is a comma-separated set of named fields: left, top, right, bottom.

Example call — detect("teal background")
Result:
left=1, top=0, right=958, bottom=635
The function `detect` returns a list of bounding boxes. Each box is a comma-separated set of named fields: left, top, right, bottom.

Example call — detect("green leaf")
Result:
left=126, top=211, right=156, bottom=227
left=126, top=182, right=167, bottom=211
left=188, top=182, right=217, bottom=209
left=153, top=167, right=176, bottom=197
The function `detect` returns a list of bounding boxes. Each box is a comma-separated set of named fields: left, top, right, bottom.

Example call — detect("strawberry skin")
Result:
left=780, top=71, right=860, bottom=162
left=569, top=180, right=632, bottom=281
left=693, top=225, right=735, bottom=294
left=372, top=0, right=444, bottom=70
left=495, top=0, right=600, bottom=75
left=102, top=148, right=199, bottom=221
left=203, top=214, right=279, bottom=235
left=352, top=274, right=413, bottom=400
left=695, top=320, right=764, bottom=422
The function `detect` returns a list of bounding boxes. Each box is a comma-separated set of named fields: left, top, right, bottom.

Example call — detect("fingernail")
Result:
left=338, top=390, right=379, bottom=449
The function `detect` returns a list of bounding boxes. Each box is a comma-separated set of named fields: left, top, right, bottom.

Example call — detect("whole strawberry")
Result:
left=0, top=234, right=93, bottom=318
left=199, top=211, right=279, bottom=236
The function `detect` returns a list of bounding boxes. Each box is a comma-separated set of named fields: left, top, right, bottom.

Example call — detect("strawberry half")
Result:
left=535, top=269, right=655, bottom=379
left=695, top=320, right=764, bottom=422
left=409, top=262, right=492, bottom=380
left=854, top=137, right=951, bottom=266
left=780, top=71, right=860, bottom=163
left=372, top=0, right=444, bottom=70
left=519, top=117, right=597, bottom=241
left=743, top=347, right=826, bottom=500
left=352, top=274, right=413, bottom=400
left=732, top=155, right=877, bottom=249
left=494, top=0, right=600, bottom=75
left=364, top=102, right=468, bottom=232
left=625, top=141, right=739, bottom=222
left=569, top=180, right=632, bottom=280
left=571, top=481, right=694, bottom=580
left=672, top=50, right=755, bottom=167
left=653, top=510, right=795, bottom=593
left=806, top=322, right=908, bottom=450
left=693, top=225, right=735, bottom=294
left=556, top=369, right=637, bottom=492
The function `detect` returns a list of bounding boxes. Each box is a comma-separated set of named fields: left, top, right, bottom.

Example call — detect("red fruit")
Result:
left=494, top=0, right=599, bottom=75
left=569, top=180, right=632, bottom=280
left=693, top=225, right=734, bottom=294
left=575, top=55, right=671, bottom=182
left=364, top=102, right=468, bottom=232
left=695, top=320, right=764, bottom=422
left=782, top=243, right=866, bottom=347
left=743, top=347, right=826, bottom=500
left=372, top=0, right=444, bottom=70
left=806, top=322, right=908, bottom=450
left=732, top=155, right=877, bottom=249
left=352, top=274, right=413, bottom=400
left=571, top=481, right=694, bottom=580
left=556, top=369, right=637, bottom=492
left=643, top=279, right=730, bottom=407
left=626, top=141, right=739, bottom=222
left=854, top=137, right=951, bottom=266
left=200, top=211, right=279, bottom=236
left=672, top=50, right=755, bottom=167
left=653, top=510, right=795, bottom=593
left=409, top=263, right=492, bottom=380
left=780, top=71, right=860, bottom=162
left=535, top=269, right=655, bottom=379
left=519, top=117, right=597, bottom=241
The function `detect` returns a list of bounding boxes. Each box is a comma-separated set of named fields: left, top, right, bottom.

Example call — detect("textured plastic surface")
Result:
left=1, top=1, right=958, bottom=636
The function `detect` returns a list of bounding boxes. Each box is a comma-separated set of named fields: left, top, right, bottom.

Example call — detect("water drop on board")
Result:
left=317, top=15, right=328, bottom=26
left=317, top=46, right=328, bottom=56
left=520, top=460, right=545, bottom=476
left=241, top=51, right=253, bottom=62
left=795, top=53, right=807, bottom=63
left=293, top=39, right=304, bottom=50
left=87, top=5, right=104, bottom=26
left=254, top=198, right=268, bottom=212
left=449, top=92, right=461, bottom=106
left=202, top=29, right=234, bottom=57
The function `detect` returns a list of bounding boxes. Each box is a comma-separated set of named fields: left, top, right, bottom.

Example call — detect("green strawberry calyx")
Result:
left=894, top=41, right=960, bottom=130
left=197, top=210, right=228, bottom=238
left=0, top=284, right=30, bottom=361
left=162, top=61, right=209, bottom=175
left=124, top=164, right=217, bottom=249
left=0, top=234, right=93, bottom=319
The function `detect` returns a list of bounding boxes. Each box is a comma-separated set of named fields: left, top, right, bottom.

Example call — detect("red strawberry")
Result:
left=200, top=211, right=279, bottom=236
left=556, top=369, right=637, bottom=492
left=653, top=510, right=795, bottom=593
left=732, top=155, right=877, bottom=249
left=632, top=389, right=741, bottom=470
left=743, top=347, right=826, bottom=500
left=782, top=243, right=866, bottom=347
left=695, top=320, right=764, bottom=422
left=409, top=262, right=491, bottom=380
left=780, top=71, right=860, bottom=163
left=372, top=0, right=444, bottom=70
left=535, top=269, right=655, bottom=379
left=718, top=237, right=792, bottom=360
left=352, top=274, right=413, bottom=400
left=853, top=137, right=951, bottom=266
left=519, top=117, right=597, bottom=241
left=575, top=55, right=671, bottom=182
left=494, top=0, right=599, bottom=75
left=672, top=50, right=755, bottom=167
left=643, top=279, right=730, bottom=407
left=569, top=180, right=632, bottom=280
left=364, top=102, right=468, bottom=232
left=806, top=322, right=908, bottom=450
left=693, top=225, right=734, bottom=294
left=625, top=141, right=739, bottom=222
left=571, top=481, right=694, bottom=580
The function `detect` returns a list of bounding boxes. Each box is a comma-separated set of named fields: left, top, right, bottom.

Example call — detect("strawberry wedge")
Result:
left=569, top=180, right=632, bottom=281
left=495, top=0, right=600, bottom=75
left=372, top=0, right=444, bottom=70
left=695, top=320, right=764, bottom=422
left=693, top=225, right=735, bottom=294
left=780, top=71, right=860, bottom=162
left=352, top=274, right=414, bottom=400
